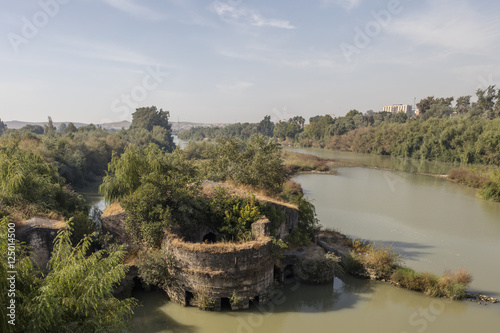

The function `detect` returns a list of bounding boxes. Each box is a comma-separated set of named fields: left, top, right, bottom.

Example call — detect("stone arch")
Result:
left=185, top=290, right=194, bottom=306
left=202, top=232, right=217, bottom=243
left=284, top=264, right=294, bottom=279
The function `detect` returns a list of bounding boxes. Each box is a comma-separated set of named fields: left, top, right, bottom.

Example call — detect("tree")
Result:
left=130, top=106, right=171, bottom=131
left=20, top=124, right=44, bottom=134
left=273, top=120, right=302, bottom=141
left=0, top=148, right=86, bottom=216
left=0, top=118, right=6, bottom=136
left=100, top=144, right=200, bottom=246
left=27, top=225, right=137, bottom=332
left=129, top=106, right=175, bottom=151
left=206, top=135, right=288, bottom=195
left=64, top=122, right=77, bottom=134
left=345, top=109, right=362, bottom=118
left=58, top=123, right=67, bottom=133
left=257, top=115, right=274, bottom=137
left=456, top=95, right=471, bottom=114
left=475, top=85, right=497, bottom=118
left=44, top=116, right=56, bottom=136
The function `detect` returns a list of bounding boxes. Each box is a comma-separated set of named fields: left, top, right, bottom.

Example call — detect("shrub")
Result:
left=343, top=251, right=365, bottom=276
left=448, top=168, right=488, bottom=188
left=390, top=267, right=473, bottom=299
left=479, top=169, right=500, bottom=202
left=361, top=245, right=402, bottom=278
left=137, top=249, right=175, bottom=291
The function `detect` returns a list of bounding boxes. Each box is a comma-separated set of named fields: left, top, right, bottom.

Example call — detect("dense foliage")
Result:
left=0, top=218, right=137, bottom=332
left=178, top=116, right=275, bottom=141
left=206, top=187, right=261, bottom=242
left=100, top=144, right=200, bottom=247
left=0, top=148, right=87, bottom=218
left=0, top=106, right=174, bottom=188
left=205, top=135, right=288, bottom=195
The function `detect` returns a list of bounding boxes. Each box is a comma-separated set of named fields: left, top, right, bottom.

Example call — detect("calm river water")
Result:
left=91, top=148, right=500, bottom=332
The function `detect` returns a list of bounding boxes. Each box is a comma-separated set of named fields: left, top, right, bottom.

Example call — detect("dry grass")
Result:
left=390, top=267, right=473, bottom=299
left=166, top=232, right=272, bottom=254
left=102, top=202, right=125, bottom=217
left=201, top=181, right=298, bottom=210
left=448, top=168, right=489, bottom=188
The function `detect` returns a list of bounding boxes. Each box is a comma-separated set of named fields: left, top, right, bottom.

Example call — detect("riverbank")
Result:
left=315, top=229, right=498, bottom=303
left=284, top=147, right=500, bottom=202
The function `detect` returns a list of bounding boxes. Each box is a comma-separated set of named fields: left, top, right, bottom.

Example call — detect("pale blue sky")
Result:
left=1, top=0, right=499, bottom=124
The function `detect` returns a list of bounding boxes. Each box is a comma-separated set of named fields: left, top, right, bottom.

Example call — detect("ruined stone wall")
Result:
left=16, top=217, right=65, bottom=270
left=269, top=202, right=299, bottom=240
left=163, top=233, right=275, bottom=310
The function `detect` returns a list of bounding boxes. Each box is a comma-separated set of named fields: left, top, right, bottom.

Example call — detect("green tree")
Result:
left=257, top=115, right=274, bottom=137
left=64, top=122, right=78, bottom=134
left=27, top=225, right=137, bottom=332
left=129, top=106, right=175, bottom=151
left=0, top=148, right=86, bottom=216
left=130, top=106, right=170, bottom=131
left=0, top=118, right=6, bottom=136
left=44, top=116, right=56, bottom=136
left=206, top=135, right=288, bottom=195
left=20, top=124, right=44, bottom=134
left=100, top=144, right=200, bottom=246
left=456, top=95, right=471, bottom=114
left=58, top=123, right=67, bottom=133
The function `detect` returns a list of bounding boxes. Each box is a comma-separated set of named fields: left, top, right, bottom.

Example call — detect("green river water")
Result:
left=88, top=148, right=500, bottom=332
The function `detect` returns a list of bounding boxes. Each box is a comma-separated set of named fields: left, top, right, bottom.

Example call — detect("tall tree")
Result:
left=44, top=116, right=56, bottom=136
left=130, top=106, right=175, bottom=151
left=0, top=118, right=6, bottom=135
left=257, top=115, right=274, bottom=137
left=476, top=85, right=497, bottom=113
left=130, top=106, right=171, bottom=131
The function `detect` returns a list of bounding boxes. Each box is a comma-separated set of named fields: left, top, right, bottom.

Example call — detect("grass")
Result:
left=340, top=238, right=474, bottom=300
left=448, top=168, right=489, bottom=188
left=390, top=267, right=473, bottom=299
left=282, top=151, right=335, bottom=174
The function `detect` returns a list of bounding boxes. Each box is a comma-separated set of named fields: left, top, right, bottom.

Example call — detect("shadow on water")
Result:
left=130, top=290, right=198, bottom=333
left=373, top=240, right=435, bottom=261
left=219, top=274, right=375, bottom=318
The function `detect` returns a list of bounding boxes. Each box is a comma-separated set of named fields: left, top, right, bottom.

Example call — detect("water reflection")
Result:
left=131, top=290, right=198, bottom=333
left=286, top=147, right=460, bottom=175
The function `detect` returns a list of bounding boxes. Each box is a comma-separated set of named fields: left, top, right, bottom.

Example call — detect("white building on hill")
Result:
left=382, top=104, right=414, bottom=117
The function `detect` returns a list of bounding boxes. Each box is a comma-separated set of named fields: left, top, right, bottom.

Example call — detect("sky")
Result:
left=1, top=0, right=499, bottom=124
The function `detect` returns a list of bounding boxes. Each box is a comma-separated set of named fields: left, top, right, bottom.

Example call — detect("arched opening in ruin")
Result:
left=202, top=232, right=217, bottom=243
left=220, top=297, right=232, bottom=311
left=284, top=264, right=294, bottom=279
left=185, top=290, right=194, bottom=306
left=250, top=295, right=259, bottom=307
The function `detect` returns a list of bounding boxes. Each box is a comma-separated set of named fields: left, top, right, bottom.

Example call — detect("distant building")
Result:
left=382, top=104, right=414, bottom=117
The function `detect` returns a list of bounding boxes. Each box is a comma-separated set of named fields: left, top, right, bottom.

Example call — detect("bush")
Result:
left=343, top=251, right=365, bottom=275
left=390, top=267, right=473, bottom=299
left=448, top=168, right=488, bottom=188
left=361, top=245, right=402, bottom=278
left=137, top=249, right=175, bottom=291
left=479, top=169, right=500, bottom=201
left=207, top=187, right=261, bottom=242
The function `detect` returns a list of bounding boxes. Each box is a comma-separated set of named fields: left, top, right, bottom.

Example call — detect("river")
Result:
left=89, top=147, right=500, bottom=332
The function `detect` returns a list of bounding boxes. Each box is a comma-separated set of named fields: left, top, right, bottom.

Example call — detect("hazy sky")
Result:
left=1, top=0, right=499, bottom=124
